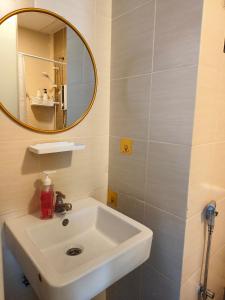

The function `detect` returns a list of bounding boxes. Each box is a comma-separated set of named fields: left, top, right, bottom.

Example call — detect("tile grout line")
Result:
left=111, top=63, right=198, bottom=81
left=110, top=135, right=193, bottom=147
left=150, top=264, right=182, bottom=286
left=143, top=0, right=157, bottom=216
left=112, top=190, right=187, bottom=223
left=192, top=140, right=225, bottom=147
left=145, top=201, right=186, bottom=222
left=112, top=0, right=152, bottom=22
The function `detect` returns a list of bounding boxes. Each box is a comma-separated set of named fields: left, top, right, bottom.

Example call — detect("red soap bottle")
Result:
left=40, top=171, right=55, bottom=219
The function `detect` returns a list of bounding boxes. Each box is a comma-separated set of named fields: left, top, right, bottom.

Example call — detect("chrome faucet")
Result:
left=55, top=191, right=72, bottom=214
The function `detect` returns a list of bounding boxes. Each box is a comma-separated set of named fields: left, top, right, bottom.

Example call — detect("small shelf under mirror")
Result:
left=30, top=97, right=59, bottom=107
left=29, top=141, right=85, bottom=154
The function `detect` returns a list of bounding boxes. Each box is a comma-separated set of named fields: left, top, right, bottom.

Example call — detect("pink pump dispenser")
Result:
left=40, top=171, right=56, bottom=219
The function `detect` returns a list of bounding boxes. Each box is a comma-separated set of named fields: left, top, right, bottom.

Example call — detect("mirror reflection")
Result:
left=0, top=11, right=96, bottom=131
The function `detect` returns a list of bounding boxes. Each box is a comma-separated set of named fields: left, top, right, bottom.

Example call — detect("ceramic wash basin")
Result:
left=5, top=198, right=153, bottom=300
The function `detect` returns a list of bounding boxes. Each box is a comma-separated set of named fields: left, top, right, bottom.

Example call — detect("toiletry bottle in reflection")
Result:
left=43, top=89, right=48, bottom=103
left=40, top=171, right=56, bottom=219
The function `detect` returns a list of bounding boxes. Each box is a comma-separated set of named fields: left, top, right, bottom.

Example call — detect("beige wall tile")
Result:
left=181, top=213, right=205, bottom=283
left=187, top=144, right=214, bottom=217
left=183, top=2, right=225, bottom=298
left=0, top=1, right=111, bottom=299
left=210, top=143, right=225, bottom=201
left=0, top=140, right=40, bottom=212
left=183, top=200, right=225, bottom=291
left=208, top=245, right=225, bottom=300
left=181, top=245, right=225, bottom=300
left=35, top=0, right=96, bottom=49
left=180, top=270, right=201, bottom=300
left=0, top=0, right=34, bottom=17
left=96, top=0, right=112, bottom=19
left=211, top=199, right=225, bottom=255
left=95, top=16, right=111, bottom=85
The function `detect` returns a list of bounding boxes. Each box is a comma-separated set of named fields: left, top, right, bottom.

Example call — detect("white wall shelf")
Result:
left=29, top=142, right=85, bottom=155
left=30, top=97, right=59, bottom=107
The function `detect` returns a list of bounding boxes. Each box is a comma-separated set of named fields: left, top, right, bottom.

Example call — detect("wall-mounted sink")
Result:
left=5, top=198, right=153, bottom=300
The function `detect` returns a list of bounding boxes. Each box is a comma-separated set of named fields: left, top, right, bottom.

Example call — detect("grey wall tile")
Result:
left=109, top=136, right=148, bottom=166
left=109, top=137, right=147, bottom=200
left=109, top=166, right=146, bottom=200
left=110, top=75, right=151, bottom=139
left=146, top=142, right=191, bottom=218
left=109, top=0, right=203, bottom=297
left=111, top=1, right=155, bottom=78
left=144, top=204, right=185, bottom=282
left=110, top=117, right=149, bottom=141
left=142, top=264, right=180, bottom=300
left=153, top=0, right=203, bottom=71
left=107, top=267, right=141, bottom=300
left=112, top=0, right=151, bottom=19
left=117, top=193, right=145, bottom=223
left=149, top=66, right=197, bottom=145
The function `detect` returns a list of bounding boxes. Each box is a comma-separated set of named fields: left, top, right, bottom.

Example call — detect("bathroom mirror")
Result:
left=0, top=8, right=97, bottom=133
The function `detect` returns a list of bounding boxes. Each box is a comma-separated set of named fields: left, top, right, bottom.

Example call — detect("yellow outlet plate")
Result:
left=120, top=138, right=133, bottom=155
left=108, top=190, right=118, bottom=208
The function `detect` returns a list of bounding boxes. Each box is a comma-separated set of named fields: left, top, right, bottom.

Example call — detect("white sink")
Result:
left=5, top=198, right=153, bottom=300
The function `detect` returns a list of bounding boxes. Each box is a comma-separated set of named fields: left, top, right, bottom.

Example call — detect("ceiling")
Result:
left=18, top=12, right=66, bottom=34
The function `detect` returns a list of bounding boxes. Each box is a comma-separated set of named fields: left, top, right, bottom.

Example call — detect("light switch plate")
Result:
left=107, top=190, right=118, bottom=208
left=120, top=138, right=133, bottom=155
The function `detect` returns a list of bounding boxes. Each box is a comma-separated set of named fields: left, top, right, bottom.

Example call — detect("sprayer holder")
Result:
left=200, top=286, right=215, bottom=299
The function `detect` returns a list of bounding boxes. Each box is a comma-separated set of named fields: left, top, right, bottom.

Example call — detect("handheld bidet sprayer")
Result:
left=205, top=201, right=218, bottom=234
left=200, top=201, right=218, bottom=300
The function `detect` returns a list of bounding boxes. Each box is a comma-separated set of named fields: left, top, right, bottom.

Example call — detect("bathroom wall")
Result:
left=0, top=0, right=111, bottom=300
left=180, top=1, right=225, bottom=299
left=109, top=0, right=203, bottom=299
left=0, top=15, right=18, bottom=117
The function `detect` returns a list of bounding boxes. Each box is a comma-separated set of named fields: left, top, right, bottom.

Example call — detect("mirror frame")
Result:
left=0, top=7, right=98, bottom=133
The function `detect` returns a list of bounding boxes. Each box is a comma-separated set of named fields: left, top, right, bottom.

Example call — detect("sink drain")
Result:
left=66, top=247, right=83, bottom=256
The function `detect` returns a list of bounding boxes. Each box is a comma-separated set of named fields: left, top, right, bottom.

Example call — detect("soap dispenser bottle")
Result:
left=40, top=171, right=56, bottom=219
left=43, top=89, right=48, bottom=102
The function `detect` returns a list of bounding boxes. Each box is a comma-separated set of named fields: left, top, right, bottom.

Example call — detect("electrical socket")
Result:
left=107, top=190, right=118, bottom=208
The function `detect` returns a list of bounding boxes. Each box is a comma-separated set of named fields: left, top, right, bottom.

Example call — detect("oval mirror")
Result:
left=0, top=8, right=97, bottom=133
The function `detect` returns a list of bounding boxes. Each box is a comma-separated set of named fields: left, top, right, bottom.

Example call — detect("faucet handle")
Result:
left=56, top=191, right=66, bottom=199
left=65, top=203, right=72, bottom=211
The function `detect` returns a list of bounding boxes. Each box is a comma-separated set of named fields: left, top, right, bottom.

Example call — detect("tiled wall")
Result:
left=109, top=0, right=203, bottom=299
left=181, top=1, right=225, bottom=299
left=2, top=1, right=225, bottom=300
left=0, top=0, right=111, bottom=299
